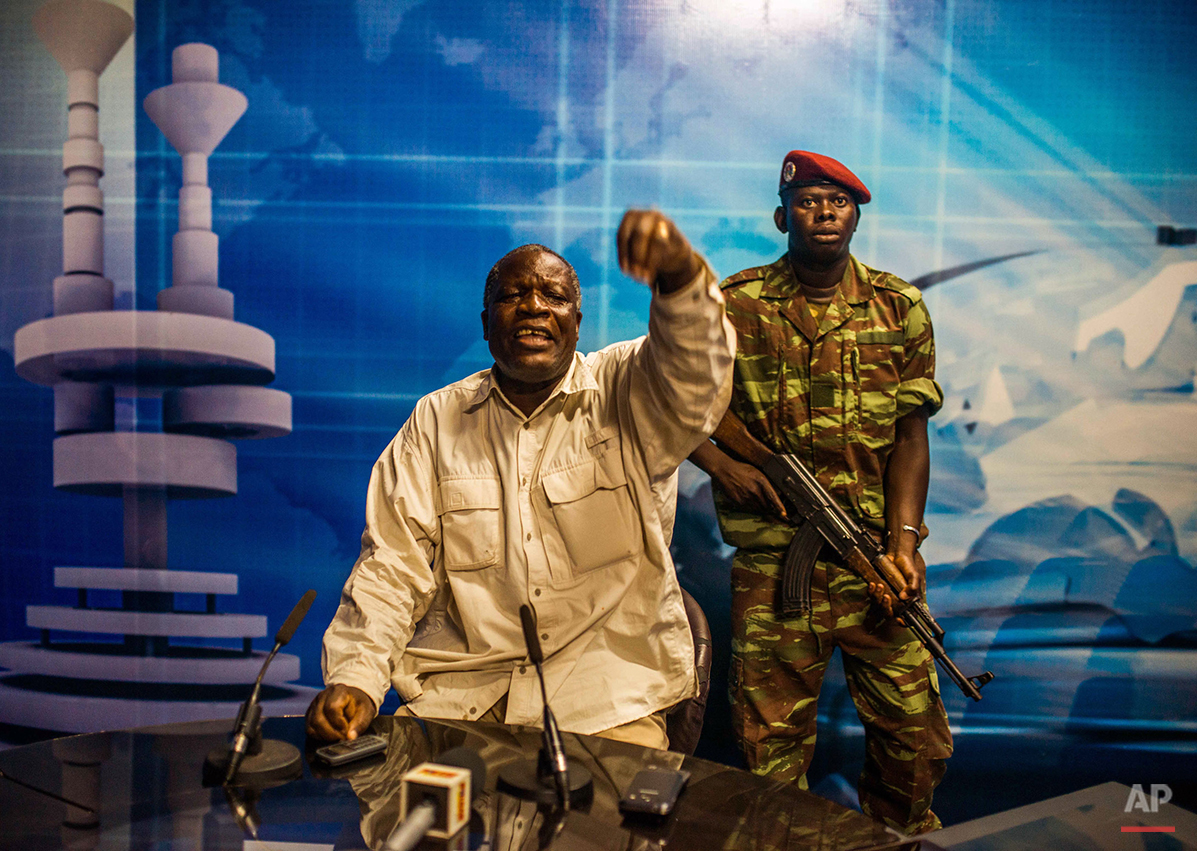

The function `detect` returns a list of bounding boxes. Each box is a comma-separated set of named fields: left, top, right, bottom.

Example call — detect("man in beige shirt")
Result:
left=306, top=210, right=735, bottom=748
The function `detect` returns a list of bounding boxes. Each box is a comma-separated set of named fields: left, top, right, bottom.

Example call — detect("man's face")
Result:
left=774, top=183, right=859, bottom=268
left=482, top=249, right=582, bottom=391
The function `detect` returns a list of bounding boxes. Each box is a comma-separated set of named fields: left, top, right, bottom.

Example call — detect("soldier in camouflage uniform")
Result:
left=689, top=151, right=952, bottom=834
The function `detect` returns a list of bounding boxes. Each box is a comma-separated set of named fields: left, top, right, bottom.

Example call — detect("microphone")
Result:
left=276, top=589, right=318, bottom=645
left=385, top=746, right=486, bottom=851
left=203, top=590, right=317, bottom=787
left=519, top=605, right=571, bottom=810
left=224, top=589, right=316, bottom=782
left=495, top=605, right=593, bottom=809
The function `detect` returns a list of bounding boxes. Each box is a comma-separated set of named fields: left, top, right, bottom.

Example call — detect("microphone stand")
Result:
left=203, top=589, right=317, bottom=787
left=223, top=784, right=261, bottom=839
left=536, top=804, right=570, bottom=850
left=496, top=605, right=593, bottom=809
left=531, top=644, right=571, bottom=809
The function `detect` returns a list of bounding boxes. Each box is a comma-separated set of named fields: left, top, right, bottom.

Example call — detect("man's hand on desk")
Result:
left=305, top=684, right=377, bottom=741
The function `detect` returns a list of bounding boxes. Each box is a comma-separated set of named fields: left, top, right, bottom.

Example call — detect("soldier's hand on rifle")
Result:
left=721, top=460, right=788, bottom=521
left=617, top=209, right=704, bottom=294
left=890, top=523, right=926, bottom=599
left=869, top=535, right=926, bottom=619
left=690, top=437, right=788, bottom=521
left=704, top=455, right=788, bottom=521
left=894, top=549, right=927, bottom=599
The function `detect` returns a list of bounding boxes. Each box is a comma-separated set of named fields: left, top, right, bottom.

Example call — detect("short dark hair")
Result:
left=483, top=244, right=581, bottom=310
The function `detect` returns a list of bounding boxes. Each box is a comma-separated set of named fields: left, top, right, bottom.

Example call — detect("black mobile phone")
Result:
left=314, top=733, right=388, bottom=766
left=619, top=768, right=691, bottom=816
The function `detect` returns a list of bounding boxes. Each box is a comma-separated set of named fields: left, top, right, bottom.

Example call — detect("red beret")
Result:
left=778, top=150, right=871, bottom=204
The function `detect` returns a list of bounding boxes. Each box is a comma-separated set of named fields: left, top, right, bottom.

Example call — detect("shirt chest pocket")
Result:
left=541, top=457, right=642, bottom=576
left=437, top=477, right=502, bottom=570
left=852, top=329, right=903, bottom=430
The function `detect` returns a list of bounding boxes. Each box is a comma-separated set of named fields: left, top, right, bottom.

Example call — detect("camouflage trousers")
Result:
left=729, top=547, right=953, bottom=834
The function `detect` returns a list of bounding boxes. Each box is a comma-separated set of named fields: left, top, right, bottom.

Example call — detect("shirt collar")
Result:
left=842, top=255, right=877, bottom=304
left=468, top=351, right=598, bottom=412
left=758, top=253, right=876, bottom=305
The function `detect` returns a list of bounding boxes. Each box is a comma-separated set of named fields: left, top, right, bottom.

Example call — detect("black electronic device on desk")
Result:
left=619, top=767, right=691, bottom=817
left=314, top=733, right=389, bottom=766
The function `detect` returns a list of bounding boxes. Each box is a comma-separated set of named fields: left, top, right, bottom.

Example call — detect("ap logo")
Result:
left=1125, top=784, right=1172, bottom=813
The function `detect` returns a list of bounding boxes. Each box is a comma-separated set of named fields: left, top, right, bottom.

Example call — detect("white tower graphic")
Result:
left=3, top=0, right=315, bottom=734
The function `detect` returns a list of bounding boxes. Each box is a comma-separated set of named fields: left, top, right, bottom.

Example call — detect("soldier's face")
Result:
left=775, top=184, right=858, bottom=268
left=482, top=249, right=582, bottom=391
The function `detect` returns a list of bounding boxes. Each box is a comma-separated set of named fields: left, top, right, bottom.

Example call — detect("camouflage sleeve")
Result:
left=895, top=298, right=944, bottom=419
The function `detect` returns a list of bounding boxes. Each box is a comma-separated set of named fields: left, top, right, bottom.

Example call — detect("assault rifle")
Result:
left=711, top=410, right=994, bottom=701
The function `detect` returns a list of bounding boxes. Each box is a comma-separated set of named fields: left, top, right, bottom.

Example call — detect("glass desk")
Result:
left=0, top=715, right=915, bottom=850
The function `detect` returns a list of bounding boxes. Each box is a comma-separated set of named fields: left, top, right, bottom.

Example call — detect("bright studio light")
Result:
left=685, top=0, right=850, bottom=29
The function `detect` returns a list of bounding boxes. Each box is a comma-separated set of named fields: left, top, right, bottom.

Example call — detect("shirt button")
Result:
left=533, top=588, right=541, bottom=597
left=468, top=706, right=476, bottom=715
left=519, top=666, right=526, bottom=675
left=540, top=633, right=548, bottom=642
left=526, top=532, right=532, bottom=541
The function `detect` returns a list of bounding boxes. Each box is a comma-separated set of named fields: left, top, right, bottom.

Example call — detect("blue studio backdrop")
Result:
left=1, top=0, right=1195, bottom=823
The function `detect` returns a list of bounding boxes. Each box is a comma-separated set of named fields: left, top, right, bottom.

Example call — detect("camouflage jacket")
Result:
left=715, top=254, right=943, bottom=549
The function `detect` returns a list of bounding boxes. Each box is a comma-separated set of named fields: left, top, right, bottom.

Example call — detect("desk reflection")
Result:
left=0, top=716, right=910, bottom=851
left=332, top=715, right=905, bottom=851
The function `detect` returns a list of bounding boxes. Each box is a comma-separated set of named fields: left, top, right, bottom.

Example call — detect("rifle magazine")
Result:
left=779, top=521, right=823, bottom=617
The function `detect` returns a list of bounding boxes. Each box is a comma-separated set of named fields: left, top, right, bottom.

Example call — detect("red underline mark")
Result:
left=1121, top=826, right=1175, bottom=833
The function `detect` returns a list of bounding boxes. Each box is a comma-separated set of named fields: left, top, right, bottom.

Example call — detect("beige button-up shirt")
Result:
left=322, top=267, right=734, bottom=735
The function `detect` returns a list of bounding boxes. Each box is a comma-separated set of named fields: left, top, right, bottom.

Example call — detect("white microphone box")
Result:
left=399, top=762, right=472, bottom=839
